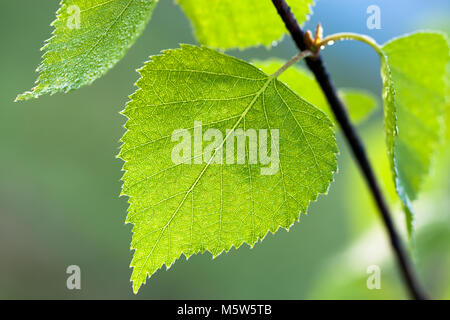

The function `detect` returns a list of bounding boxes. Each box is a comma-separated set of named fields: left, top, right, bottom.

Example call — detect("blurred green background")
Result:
left=1, top=0, right=449, bottom=299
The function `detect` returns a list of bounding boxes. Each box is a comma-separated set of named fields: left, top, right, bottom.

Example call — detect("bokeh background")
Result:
left=0, top=0, right=449, bottom=299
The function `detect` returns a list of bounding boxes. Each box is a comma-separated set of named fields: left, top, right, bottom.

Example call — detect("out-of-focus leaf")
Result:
left=339, top=89, right=378, bottom=123
left=177, top=0, right=314, bottom=49
left=255, top=60, right=377, bottom=124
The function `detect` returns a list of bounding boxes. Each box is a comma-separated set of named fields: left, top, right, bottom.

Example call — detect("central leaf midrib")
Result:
left=67, top=0, right=135, bottom=69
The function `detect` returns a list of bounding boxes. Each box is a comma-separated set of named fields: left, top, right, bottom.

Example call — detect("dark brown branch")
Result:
left=271, top=0, right=426, bottom=300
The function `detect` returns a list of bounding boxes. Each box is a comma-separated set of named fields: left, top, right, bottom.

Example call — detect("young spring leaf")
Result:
left=177, top=0, right=314, bottom=49
left=119, top=45, right=337, bottom=293
left=379, top=32, right=449, bottom=234
left=255, top=60, right=377, bottom=124
left=16, top=0, right=159, bottom=101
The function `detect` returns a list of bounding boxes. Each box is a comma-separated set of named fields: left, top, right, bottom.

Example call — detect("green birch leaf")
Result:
left=16, top=0, right=159, bottom=101
left=177, top=0, right=314, bottom=49
left=379, top=32, right=449, bottom=234
left=119, top=45, right=337, bottom=293
left=255, top=60, right=377, bottom=124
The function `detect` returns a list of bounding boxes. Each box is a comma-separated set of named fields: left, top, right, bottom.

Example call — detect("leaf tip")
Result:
left=14, top=91, right=35, bottom=102
left=131, top=279, right=142, bottom=295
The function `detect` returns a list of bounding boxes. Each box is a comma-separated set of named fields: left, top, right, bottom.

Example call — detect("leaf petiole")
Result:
left=270, top=31, right=383, bottom=80
left=317, top=32, right=383, bottom=55
left=271, top=50, right=313, bottom=78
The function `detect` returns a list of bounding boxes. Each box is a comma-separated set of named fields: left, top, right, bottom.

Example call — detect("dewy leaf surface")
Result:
left=379, top=32, right=449, bottom=233
left=255, top=60, right=377, bottom=124
left=16, top=0, right=158, bottom=101
left=119, top=45, right=337, bottom=293
left=177, top=0, right=314, bottom=49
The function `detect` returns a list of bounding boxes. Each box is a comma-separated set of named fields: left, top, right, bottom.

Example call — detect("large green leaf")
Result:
left=255, top=60, right=377, bottom=124
left=16, top=0, right=158, bottom=101
left=379, top=32, right=449, bottom=233
left=119, top=45, right=337, bottom=293
left=177, top=0, right=314, bottom=49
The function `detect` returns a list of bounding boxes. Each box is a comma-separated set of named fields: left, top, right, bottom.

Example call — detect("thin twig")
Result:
left=271, top=0, right=427, bottom=300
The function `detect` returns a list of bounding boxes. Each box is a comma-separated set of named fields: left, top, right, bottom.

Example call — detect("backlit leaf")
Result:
left=255, top=60, right=377, bottom=124
left=16, top=0, right=158, bottom=101
left=119, top=45, right=337, bottom=293
left=379, top=32, right=449, bottom=234
left=177, top=0, right=314, bottom=49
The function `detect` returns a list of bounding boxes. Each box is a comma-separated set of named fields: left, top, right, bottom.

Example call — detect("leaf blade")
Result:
left=177, top=0, right=314, bottom=49
left=255, top=60, right=377, bottom=124
left=16, top=0, right=158, bottom=101
left=119, top=45, right=337, bottom=293
left=379, top=32, right=449, bottom=233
